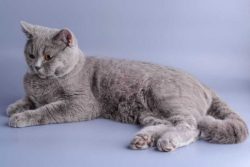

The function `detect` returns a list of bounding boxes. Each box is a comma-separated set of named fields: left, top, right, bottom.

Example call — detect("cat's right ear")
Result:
left=20, top=21, right=34, bottom=39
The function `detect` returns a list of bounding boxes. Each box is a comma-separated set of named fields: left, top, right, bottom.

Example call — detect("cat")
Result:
left=6, top=21, right=248, bottom=152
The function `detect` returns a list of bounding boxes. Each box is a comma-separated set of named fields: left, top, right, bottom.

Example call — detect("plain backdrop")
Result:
left=0, top=0, right=250, bottom=167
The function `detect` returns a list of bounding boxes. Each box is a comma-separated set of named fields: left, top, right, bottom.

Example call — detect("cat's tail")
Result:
left=198, top=94, right=248, bottom=144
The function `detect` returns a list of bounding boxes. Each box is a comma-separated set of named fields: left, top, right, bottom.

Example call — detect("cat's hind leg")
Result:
left=129, top=114, right=199, bottom=151
left=130, top=114, right=172, bottom=150
left=156, top=115, right=199, bottom=152
left=130, top=124, right=167, bottom=149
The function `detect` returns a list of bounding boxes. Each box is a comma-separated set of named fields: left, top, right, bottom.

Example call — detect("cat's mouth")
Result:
left=31, top=67, right=46, bottom=78
left=32, top=68, right=49, bottom=79
left=31, top=66, right=60, bottom=79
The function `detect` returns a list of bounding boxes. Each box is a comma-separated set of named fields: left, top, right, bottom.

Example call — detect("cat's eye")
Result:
left=44, top=54, right=52, bottom=61
left=29, top=54, right=35, bottom=59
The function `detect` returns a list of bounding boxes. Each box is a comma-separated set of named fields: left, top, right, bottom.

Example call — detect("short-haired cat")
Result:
left=7, top=21, right=248, bottom=152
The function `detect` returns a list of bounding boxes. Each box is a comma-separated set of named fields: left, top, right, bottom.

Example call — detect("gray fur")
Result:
left=7, top=21, right=248, bottom=152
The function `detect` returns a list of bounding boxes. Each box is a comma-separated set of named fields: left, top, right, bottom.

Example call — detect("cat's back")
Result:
left=86, top=56, right=175, bottom=77
left=87, top=56, right=212, bottom=101
left=85, top=56, right=198, bottom=84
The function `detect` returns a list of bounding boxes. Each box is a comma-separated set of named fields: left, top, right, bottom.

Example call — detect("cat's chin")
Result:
left=36, top=72, right=56, bottom=79
left=37, top=74, right=47, bottom=79
left=38, top=74, right=61, bottom=79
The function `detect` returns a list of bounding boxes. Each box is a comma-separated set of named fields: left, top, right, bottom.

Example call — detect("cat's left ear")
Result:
left=20, top=21, right=35, bottom=39
left=53, top=29, right=73, bottom=47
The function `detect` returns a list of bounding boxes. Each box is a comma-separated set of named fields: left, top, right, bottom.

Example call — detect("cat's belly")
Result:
left=101, top=96, right=148, bottom=124
left=98, top=77, right=149, bottom=124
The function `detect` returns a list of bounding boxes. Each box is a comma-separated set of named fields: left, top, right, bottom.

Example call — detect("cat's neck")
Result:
left=59, top=49, right=86, bottom=80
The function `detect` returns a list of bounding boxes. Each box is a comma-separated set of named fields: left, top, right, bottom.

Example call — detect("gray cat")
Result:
left=7, top=21, right=248, bottom=152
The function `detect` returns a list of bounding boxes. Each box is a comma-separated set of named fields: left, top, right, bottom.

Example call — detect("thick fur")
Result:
left=7, top=21, right=248, bottom=152
left=199, top=94, right=248, bottom=144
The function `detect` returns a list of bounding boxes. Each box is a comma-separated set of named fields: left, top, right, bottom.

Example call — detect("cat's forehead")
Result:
left=26, top=25, right=58, bottom=44
left=33, top=35, right=51, bottom=43
left=34, top=31, right=56, bottom=40
left=28, top=37, right=49, bottom=50
left=31, top=30, right=57, bottom=45
left=26, top=37, right=55, bottom=54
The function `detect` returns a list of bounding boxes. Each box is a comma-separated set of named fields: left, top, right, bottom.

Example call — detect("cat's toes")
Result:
left=130, top=134, right=153, bottom=150
left=9, top=113, right=30, bottom=128
left=6, top=104, right=24, bottom=117
left=157, top=138, right=177, bottom=152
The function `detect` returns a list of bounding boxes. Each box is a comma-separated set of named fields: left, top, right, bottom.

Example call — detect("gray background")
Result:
left=0, top=0, right=250, bottom=167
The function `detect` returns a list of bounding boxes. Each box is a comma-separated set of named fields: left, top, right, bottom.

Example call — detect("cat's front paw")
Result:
left=9, top=112, right=31, bottom=128
left=6, top=102, right=25, bottom=117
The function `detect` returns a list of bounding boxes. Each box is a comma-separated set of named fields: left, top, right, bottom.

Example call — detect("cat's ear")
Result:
left=20, top=21, right=35, bottom=39
left=53, top=29, right=73, bottom=47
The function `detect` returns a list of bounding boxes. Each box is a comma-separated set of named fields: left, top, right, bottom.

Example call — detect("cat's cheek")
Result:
left=54, top=69, right=60, bottom=76
left=53, top=62, right=64, bottom=76
left=54, top=66, right=66, bottom=77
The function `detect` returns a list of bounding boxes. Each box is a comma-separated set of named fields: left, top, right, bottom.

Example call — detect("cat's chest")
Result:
left=24, top=74, right=61, bottom=105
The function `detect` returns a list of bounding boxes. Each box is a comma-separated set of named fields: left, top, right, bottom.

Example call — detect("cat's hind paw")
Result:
left=130, top=134, right=154, bottom=150
left=156, top=138, right=177, bottom=152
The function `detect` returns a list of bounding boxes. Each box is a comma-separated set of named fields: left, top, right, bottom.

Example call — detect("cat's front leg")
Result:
left=6, top=97, right=34, bottom=117
left=9, top=100, right=100, bottom=128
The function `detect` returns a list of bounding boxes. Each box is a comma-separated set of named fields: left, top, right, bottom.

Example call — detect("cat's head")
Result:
left=21, top=21, right=80, bottom=79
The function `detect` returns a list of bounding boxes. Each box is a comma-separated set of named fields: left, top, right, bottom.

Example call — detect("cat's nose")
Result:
left=35, top=66, right=41, bottom=71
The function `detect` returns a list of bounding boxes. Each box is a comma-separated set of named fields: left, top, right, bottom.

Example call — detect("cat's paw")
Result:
left=156, top=131, right=181, bottom=152
left=6, top=102, right=25, bottom=117
left=156, top=137, right=177, bottom=152
left=9, top=112, right=31, bottom=128
left=130, top=134, right=154, bottom=150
